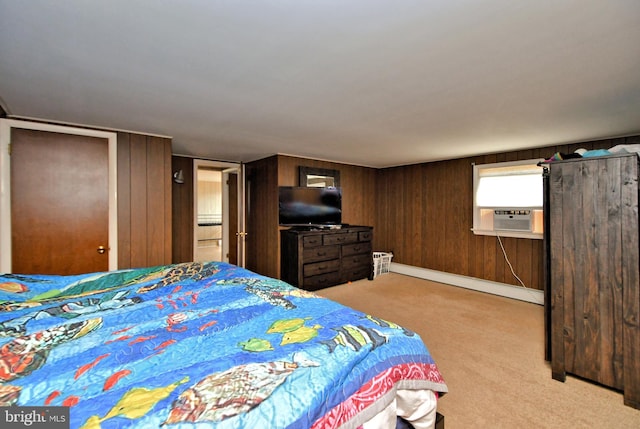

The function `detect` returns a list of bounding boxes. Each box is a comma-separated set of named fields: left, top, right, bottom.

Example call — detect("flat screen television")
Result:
left=278, top=186, right=342, bottom=226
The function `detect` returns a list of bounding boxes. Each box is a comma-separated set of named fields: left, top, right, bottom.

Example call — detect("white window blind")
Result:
left=476, top=164, right=543, bottom=208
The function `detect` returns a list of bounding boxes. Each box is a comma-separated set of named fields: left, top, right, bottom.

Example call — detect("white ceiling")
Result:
left=1, top=1, right=639, bottom=168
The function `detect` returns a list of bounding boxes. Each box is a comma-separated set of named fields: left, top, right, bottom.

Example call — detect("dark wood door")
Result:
left=11, top=129, right=109, bottom=275
left=228, top=171, right=238, bottom=265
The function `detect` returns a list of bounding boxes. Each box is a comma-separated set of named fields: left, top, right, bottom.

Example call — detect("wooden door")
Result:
left=228, top=171, right=238, bottom=265
left=11, top=129, right=109, bottom=275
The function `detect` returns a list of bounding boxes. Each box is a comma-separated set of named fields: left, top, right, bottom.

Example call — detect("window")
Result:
left=472, top=159, right=544, bottom=239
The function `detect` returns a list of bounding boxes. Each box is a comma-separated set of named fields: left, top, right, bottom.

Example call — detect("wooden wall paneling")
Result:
left=364, top=167, right=378, bottom=230
left=144, top=136, right=171, bottom=265
left=276, top=155, right=298, bottom=185
left=384, top=168, right=396, bottom=255
left=363, top=167, right=377, bottom=247
left=478, top=154, right=497, bottom=282
left=129, top=134, right=148, bottom=268
left=444, top=158, right=471, bottom=276
left=389, top=167, right=407, bottom=262
left=375, top=169, right=391, bottom=253
left=499, top=236, right=516, bottom=285
left=116, top=132, right=171, bottom=269
left=163, top=139, right=172, bottom=263
left=424, top=162, right=446, bottom=272
left=422, top=163, right=436, bottom=270
left=117, top=132, right=132, bottom=269
left=402, top=165, right=416, bottom=266
left=407, top=165, right=423, bottom=267
left=171, top=156, right=194, bottom=263
left=625, top=135, right=640, bottom=145
left=342, top=165, right=359, bottom=224
left=386, top=168, right=402, bottom=260
left=468, top=156, right=484, bottom=280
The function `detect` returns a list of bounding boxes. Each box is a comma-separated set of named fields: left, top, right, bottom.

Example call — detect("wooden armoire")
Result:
left=545, top=153, right=640, bottom=409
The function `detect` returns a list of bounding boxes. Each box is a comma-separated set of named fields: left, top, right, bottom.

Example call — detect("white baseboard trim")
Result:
left=389, top=263, right=544, bottom=305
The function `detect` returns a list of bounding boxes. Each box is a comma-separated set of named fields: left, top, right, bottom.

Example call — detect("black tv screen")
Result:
left=279, top=186, right=342, bottom=226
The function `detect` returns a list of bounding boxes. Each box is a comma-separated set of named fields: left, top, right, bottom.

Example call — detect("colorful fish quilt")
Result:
left=0, top=262, right=447, bottom=428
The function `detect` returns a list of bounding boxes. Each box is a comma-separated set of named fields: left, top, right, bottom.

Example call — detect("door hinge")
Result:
left=7, top=143, right=11, bottom=155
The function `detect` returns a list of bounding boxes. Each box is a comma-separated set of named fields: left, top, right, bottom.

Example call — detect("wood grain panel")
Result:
left=172, top=156, right=194, bottom=263
left=163, top=138, right=172, bottom=263
left=116, top=133, right=172, bottom=269
left=117, top=132, right=132, bottom=268
left=129, top=134, right=148, bottom=268
left=146, top=137, right=164, bottom=264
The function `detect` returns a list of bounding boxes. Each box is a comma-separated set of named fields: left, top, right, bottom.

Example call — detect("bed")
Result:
left=0, top=261, right=447, bottom=428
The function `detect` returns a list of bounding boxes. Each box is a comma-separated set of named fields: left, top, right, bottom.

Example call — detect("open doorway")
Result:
left=193, top=160, right=245, bottom=266
left=195, top=167, right=223, bottom=262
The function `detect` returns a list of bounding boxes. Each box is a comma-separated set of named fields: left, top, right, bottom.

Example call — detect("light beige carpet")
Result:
left=317, top=273, right=640, bottom=429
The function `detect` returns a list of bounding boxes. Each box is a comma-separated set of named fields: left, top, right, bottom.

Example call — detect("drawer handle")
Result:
left=353, top=247, right=360, bottom=251
left=317, top=252, right=326, bottom=256
left=337, top=237, right=346, bottom=242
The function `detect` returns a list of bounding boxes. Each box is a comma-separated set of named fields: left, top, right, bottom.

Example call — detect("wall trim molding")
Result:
left=390, top=263, right=544, bottom=305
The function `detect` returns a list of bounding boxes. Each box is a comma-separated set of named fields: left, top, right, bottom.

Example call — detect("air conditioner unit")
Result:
left=493, top=209, right=532, bottom=232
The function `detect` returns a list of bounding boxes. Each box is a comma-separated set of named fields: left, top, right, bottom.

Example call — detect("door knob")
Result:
left=97, top=246, right=107, bottom=254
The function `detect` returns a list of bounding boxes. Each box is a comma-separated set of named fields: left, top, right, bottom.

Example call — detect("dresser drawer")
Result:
left=342, top=253, right=371, bottom=270
left=303, top=245, right=340, bottom=263
left=323, top=232, right=358, bottom=246
left=358, top=230, right=373, bottom=242
left=302, top=235, right=324, bottom=248
left=342, top=241, right=372, bottom=257
left=303, top=259, right=340, bottom=277
left=303, top=272, right=342, bottom=291
left=342, top=265, right=371, bottom=283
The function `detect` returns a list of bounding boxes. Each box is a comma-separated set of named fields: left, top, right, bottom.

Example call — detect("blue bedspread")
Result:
left=0, top=262, right=446, bottom=428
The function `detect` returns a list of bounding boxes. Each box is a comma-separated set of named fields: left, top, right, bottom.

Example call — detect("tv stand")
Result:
left=280, top=225, right=373, bottom=291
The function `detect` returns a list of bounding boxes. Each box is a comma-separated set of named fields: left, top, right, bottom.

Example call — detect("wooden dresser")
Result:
left=280, top=225, right=373, bottom=291
left=546, top=154, right=640, bottom=409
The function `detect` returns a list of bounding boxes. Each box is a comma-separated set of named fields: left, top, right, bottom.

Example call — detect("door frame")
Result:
left=0, top=119, right=118, bottom=272
left=193, top=159, right=245, bottom=266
